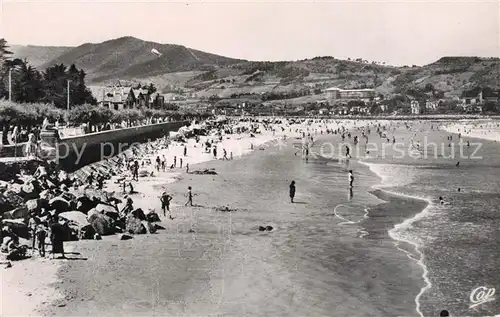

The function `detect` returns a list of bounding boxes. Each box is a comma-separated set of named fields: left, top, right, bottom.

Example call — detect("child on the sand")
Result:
left=185, top=186, right=193, bottom=207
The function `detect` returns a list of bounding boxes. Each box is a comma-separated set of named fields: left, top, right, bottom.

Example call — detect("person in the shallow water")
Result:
left=289, top=181, right=296, bottom=203
left=348, top=170, right=354, bottom=188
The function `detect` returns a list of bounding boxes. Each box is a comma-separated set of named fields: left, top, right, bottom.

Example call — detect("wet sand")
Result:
left=39, top=135, right=426, bottom=317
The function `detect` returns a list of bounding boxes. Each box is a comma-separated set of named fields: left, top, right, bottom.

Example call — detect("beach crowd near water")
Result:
left=1, top=115, right=500, bottom=317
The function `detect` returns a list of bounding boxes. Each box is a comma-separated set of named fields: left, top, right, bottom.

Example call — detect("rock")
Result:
left=88, top=213, right=114, bottom=236
left=5, top=206, right=29, bottom=220
left=46, top=180, right=57, bottom=189
left=258, top=226, right=266, bottom=231
left=131, top=208, right=146, bottom=221
left=26, top=199, right=42, bottom=214
left=146, top=212, right=160, bottom=223
left=120, top=233, right=133, bottom=240
left=39, top=189, right=52, bottom=200
left=2, top=219, right=30, bottom=239
left=79, top=225, right=96, bottom=240
left=2, top=190, right=24, bottom=211
left=266, top=226, right=273, bottom=231
left=95, top=204, right=117, bottom=214
left=126, top=216, right=146, bottom=234
left=21, top=182, right=39, bottom=201
left=59, top=211, right=89, bottom=228
left=142, top=221, right=157, bottom=234
left=49, top=197, right=71, bottom=214
left=191, top=169, right=218, bottom=175
left=87, top=208, right=100, bottom=219
left=9, top=184, right=24, bottom=196
left=75, top=196, right=95, bottom=214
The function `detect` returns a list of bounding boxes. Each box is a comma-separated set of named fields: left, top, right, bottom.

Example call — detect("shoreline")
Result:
left=360, top=159, right=432, bottom=317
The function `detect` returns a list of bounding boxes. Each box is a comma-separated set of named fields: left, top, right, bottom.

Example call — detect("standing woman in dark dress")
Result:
left=50, top=216, right=65, bottom=259
left=289, top=181, right=296, bottom=203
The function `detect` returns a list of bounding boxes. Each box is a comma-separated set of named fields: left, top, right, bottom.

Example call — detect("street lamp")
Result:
left=67, top=80, right=71, bottom=111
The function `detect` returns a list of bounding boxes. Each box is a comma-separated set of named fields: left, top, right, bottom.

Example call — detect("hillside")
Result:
left=12, top=36, right=499, bottom=99
left=10, top=45, right=73, bottom=68
left=39, top=36, right=244, bottom=83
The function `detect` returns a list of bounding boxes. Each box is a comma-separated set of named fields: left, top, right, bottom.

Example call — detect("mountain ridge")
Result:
left=10, top=36, right=500, bottom=98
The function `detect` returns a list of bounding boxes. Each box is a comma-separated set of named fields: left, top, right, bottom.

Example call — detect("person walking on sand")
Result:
left=186, top=163, right=190, bottom=173
left=213, top=147, right=217, bottom=159
left=223, top=149, right=228, bottom=160
left=289, top=181, right=296, bottom=203
left=348, top=170, right=354, bottom=188
left=173, top=156, right=177, bottom=168
left=185, top=186, right=193, bottom=207
left=180, top=158, right=183, bottom=168
left=184, top=145, right=187, bottom=157
left=160, top=192, right=173, bottom=219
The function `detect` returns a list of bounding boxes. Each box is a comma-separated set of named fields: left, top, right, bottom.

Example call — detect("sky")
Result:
left=1, top=0, right=499, bottom=66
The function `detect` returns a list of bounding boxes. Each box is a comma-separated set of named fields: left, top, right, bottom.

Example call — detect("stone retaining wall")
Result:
left=0, top=121, right=188, bottom=172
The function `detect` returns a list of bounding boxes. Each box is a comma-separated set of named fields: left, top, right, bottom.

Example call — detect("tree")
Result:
left=11, top=60, right=45, bottom=103
left=147, top=83, right=157, bottom=94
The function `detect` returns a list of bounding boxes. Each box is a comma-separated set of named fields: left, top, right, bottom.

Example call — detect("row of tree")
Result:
left=0, top=100, right=213, bottom=144
left=0, top=39, right=96, bottom=107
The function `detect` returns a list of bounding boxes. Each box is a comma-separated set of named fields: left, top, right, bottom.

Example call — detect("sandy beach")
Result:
left=3, top=117, right=500, bottom=317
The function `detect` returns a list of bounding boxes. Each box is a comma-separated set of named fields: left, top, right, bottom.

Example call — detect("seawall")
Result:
left=0, top=121, right=188, bottom=171
left=57, top=120, right=188, bottom=171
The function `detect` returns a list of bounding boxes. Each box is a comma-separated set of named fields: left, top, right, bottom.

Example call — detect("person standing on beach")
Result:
left=156, top=156, right=161, bottom=172
left=184, top=145, right=187, bottom=156
left=29, top=215, right=39, bottom=254
left=289, top=181, right=296, bottom=203
left=49, top=216, right=65, bottom=259
left=348, top=170, right=354, bottom=188
left=133, top=160, right=139, bottom=181
left=180, top=158, right=183, bottom=168
left=36, top=222, right=47, bottom=257
left=223, top=149, right=228, bottom=160
left=186, top=163, right=190, bottom=173
left=185, top=186, right=193, bottom=207
left=160, top=192, right=173, bottom=219
left=173, top=156, right=177, bottom=168
left=161, top=155, right=166, bottom=171
left=213, top=147, right=217, bottom=159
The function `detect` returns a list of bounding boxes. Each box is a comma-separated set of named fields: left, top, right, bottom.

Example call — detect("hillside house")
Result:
left=325, top=87, right=376, bottom=101
left=90, top=86, right=135, bottom=110
left=149, top=93, right=165, bottom=109
left=461, top=104, right=483, bottom=113
left=410, top=100, right=424, bottom=114
left=461, top=88, right=500, bottom=105
left=425, top=101, right=438, bottom=112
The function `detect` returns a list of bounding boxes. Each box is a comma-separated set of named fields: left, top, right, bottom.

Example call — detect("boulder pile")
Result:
left=0, top=153, right=163, bottom=262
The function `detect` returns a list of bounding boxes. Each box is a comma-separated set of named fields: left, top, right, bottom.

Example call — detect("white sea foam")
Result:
left=359, top=160, right=433, bottom=317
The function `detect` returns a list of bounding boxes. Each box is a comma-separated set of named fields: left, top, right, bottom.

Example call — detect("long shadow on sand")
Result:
left=293, top=201, right=308, bottom=204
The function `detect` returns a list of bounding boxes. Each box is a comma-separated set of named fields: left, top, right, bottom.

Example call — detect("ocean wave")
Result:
left=359, top=159, right=433, bottom=317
